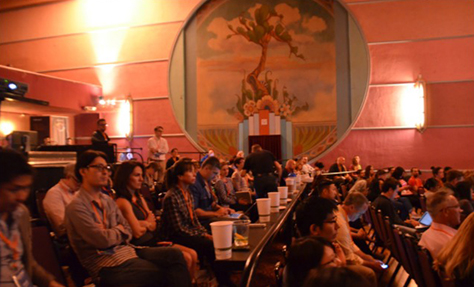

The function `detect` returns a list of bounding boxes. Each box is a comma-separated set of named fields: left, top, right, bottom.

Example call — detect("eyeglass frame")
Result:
left=87, top=164, right=111, bottom=172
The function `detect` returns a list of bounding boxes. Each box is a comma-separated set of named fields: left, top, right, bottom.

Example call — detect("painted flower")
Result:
left=243, top=100, right=257, bottom=117
left=256, top=95, right=279, bottom=113
left=234, top=111, right=244, bottom=122
left=279, top=103, right=292, bottom=117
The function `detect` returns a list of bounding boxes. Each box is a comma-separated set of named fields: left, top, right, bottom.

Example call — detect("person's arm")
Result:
left=160, top=138, right=169, bottom=154
left=42, top=190, right=67, bottom=237
left=231, top=172, right=242, bottom=191
left=194, top=207, right=228, bottom=219
left=274, top=161, right=282, bottom=178
left=147, top=138, right=158, bottom=154
left=140, top=196, right=157, bottom=231
left=115, top=198, right=148, bottom=239
left=91, top=131, right=101, bottom=144
left=66, top=201, right=129, bottom=249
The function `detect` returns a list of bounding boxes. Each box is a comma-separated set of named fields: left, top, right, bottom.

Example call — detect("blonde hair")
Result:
left=436, top=212, right=474, bottom=280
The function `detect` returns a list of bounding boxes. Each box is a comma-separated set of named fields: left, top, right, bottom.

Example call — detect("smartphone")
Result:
left=380, top=263, right=389, bottom=269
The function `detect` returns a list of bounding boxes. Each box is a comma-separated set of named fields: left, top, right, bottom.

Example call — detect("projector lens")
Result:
left=8, top=83, right=17, bottom=90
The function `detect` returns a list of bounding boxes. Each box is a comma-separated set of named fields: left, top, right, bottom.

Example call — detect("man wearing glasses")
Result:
left=419, top=188, right=461, bottom=259
left=65, top=150, right=191, bottom=286
left=43, top=163, right=80, bottom=238
left=91, top=119, right=110, bottom=145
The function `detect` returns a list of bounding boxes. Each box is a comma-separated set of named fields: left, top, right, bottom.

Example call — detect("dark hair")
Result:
left=431, top=166, right=443, bottom=177
left=201, top=156, right=220, bottom=169
left=444, top=166, right=452, bottom=173
left=0, top=149, right=34, bottom=187
left=234, top=157, right=244, bottom=166
left=114, top=161, right=145, bottom=202
left=424, top=177, right=440, bottom=191
left=446, top=169, right=464, bottom=183
left=314, top=161, right=324, bottom=169
left=456, top=181, right=472, bottom=201
left=382, top=177, right=399, bottom=193
left=97, top=118, right=106, bottom=125
left=165, top=158, right=195, bottom=188
left=303, top=267, right=370, bottom=287
left=170, top=148, right=178, bottom=153
left=75, top=150, right=108, bottom=182
left=154, top=126, right=163, bottom=132
left=296, top=197, right=337, bottom=236
left=251, top=144, right=262, bottom=153
left=364, top=165, right=373, bottom=178
left=317, top=179, right=335, bottom=196
left=391, top=166, right=405, bottom=180
left=286, top=236, right=334, bottom=287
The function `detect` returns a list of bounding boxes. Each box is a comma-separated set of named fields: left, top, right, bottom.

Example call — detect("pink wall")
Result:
left=0, top=0, right=473, bottom=168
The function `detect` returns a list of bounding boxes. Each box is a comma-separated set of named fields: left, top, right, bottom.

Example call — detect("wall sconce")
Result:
left=414, top=75, right=426, bottom=133
left=118, top=95, right=133, bottom=141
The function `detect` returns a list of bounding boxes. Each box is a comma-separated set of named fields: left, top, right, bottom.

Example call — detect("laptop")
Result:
left=415, top=211, right=432, bottom=230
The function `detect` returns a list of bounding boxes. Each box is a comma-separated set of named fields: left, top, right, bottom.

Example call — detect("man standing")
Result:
left=91, top=119, right=109, bottom=145
left=65, top=150, right=191, bottom=286
left=243, top=144, right=281, bottom=198
left=43, top=163, right=80, bottom=237
left=147, top=126, right=169, bottom=182
left=418, top=189, right=461, bottom=259
left=0, top=149, right=64, bottom=287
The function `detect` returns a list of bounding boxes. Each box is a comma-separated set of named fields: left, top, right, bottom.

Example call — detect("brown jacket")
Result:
left=18, top=204, right=55, bottom=287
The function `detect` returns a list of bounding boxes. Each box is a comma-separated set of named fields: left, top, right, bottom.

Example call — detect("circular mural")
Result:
left=169, top=0, right=369, bottom=160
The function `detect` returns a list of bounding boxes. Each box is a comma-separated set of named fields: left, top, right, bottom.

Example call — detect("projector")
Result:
left=0, top=78, right=29, bottom=97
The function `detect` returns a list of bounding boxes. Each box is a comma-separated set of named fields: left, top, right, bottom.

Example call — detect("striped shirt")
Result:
left=65, top=188, right=137, bottom=280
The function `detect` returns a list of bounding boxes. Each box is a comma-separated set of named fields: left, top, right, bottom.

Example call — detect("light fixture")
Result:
left=98, top=95, right=106, bottom=105
left=118, top=95, right=133, bottom=141
left=414, top=74, right=426, bottom=133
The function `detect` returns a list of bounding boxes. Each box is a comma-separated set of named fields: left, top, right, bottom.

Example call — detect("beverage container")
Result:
left=256, top=198, right=271, bottom=222
left=233, top=220, right=250, bottom=247
left=268, top=192, right=280, bottom=213
left=210, top=221, right=233, bottom=260
left=278, top=186, right=288, bottom=206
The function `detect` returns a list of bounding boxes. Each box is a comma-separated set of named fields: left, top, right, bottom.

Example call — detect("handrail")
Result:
left=240, top=186, right=306, bottom=287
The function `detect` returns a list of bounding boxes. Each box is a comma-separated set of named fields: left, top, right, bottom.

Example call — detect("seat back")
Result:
left=417, top=247, right=443, bottom=287
left=31, top=225, right=66, bottom=285
left=402, top=233, right=426, bottom=287
left=392, top=227, right=413, bottom=276
left=382, top=217, right=399, bottom=261
left=35, top=189, right=49, bottom=223
left=369, top=206, right=384, bottom=245
left=376, top=210, right=389, bottom=243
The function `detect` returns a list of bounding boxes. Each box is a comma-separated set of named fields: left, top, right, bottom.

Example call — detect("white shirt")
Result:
left=418, top=222, right=457, bottom=259
left=301, top=163, right=314, bottom=176
left=43, top=179, right=76, bottom=236
left=147, top=136, right=169, bottom=161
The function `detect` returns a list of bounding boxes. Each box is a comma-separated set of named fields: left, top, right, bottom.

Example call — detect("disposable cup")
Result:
left=233, top=220, right=250, bottom=247
left=210, top=221, right=233, bottom=260
left=278, top=186, right=288, bottom=206
left=286, top=177, right=295, bottom=194
left=256, top=198, right=271, bottom=222
left=268, top=192, right=280, bottom=213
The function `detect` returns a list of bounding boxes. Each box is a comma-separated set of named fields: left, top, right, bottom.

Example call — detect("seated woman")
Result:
left=215, top=161, right=250, bottom=211
left=436, top=213, right=474, bottom=286
left=456, top=181, right=474, bottom=222
left=285, top=236, right=342, bottom=287
left=114, top=160, right=198, bottom=281
left=281, top=159, right=297, bottom=186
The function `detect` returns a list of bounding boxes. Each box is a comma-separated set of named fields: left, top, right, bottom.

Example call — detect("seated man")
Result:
left=65, top=150, right=191, bottom=287
left=295, top=197, right=377, bottom=286
left=190, top=157, right=231, bottom=227
left=43, top=163, right=79, bottom=237
left=372, top=177, right=419, bottom=227
left=0, top=149, right=63, bottom=287
left=335, top=192, right=383, bottom=273
left=418, top=188, right=461, bottom=259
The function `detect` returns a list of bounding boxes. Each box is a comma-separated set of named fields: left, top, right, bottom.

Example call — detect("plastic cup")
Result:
left=286, top=177, right=295, bottom=194
left=233, top=220, right=250, bottom=247
left=268, top=192, right=280, bottom=213
left=256, top=198, right=271, bottom=222
left=278, top=186, right=288, bottom=206
left=210, top=221, right=233, bottom=260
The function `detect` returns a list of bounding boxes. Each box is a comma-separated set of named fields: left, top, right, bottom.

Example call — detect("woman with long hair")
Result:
left=436, top=212, right=474, bottom=286
left=114, top=160, right=198, bottom=280
left=432, top=166, right=445, bottom=187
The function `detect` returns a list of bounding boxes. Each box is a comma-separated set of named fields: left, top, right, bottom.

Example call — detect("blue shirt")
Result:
left=190, top=172, right=214, bottom=212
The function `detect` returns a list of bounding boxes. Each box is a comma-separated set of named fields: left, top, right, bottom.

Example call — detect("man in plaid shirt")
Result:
left=161, top=159, right=235, bottom=287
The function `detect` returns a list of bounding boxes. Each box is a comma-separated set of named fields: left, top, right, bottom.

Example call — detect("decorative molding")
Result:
left=346, top=0, right=410, bottom=5
left=367, top=34, right=474, bottom=46
left=132, top=96, right=168, bottom=102
left=75, top=133, right=186, bottom=140
left=352, top=124, right=474, bottom=131
left=369, top=79, right=474, bottom=87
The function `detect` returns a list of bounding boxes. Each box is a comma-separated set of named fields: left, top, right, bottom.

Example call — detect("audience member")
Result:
left=443, top=166, right=453, bottom=183
left=317, top=179, right=338, bottom=202
left=215, top=161, right=249, bottom=211
left=300, top=156, right=314, bottom=176
left=166, top=148, right=180, bottom=170
left=91, top=118, right=109, bottom=145
left=456, top=181, right=474, bottom=220
left=348, top=171, right=367, bottom=196
left=431, top=166, right=445, bottom=187
left=419, top=189, right=461, bottom=259
left=147, top=126, right=169, bottom=182
left=43, top=163, right=80, bottom=237
left=160, top=158, right=234, bottom=286
left=114, top=160, right=198, bottom=280
left=349, top=155, right=362, bottom=171
left=408, top=167, right=424, bottom=193
left=65, top=150, right=191, bottom=286
left=436, top=212, right=474, bottom=286
left=372, top=177, right=418, bottom=227
left=143, top=161, right=165, bottom=194
left=243, top=144, right=281, bottom=198
left=424, top=177, right=442, bottom=199
left=231, top=157, right=247, bottom=191
left=444, top=169, right=464, bottom=195
left=200, top=150, right=215, bottom=164
left=189, top=157, right=231, bottom=227
left=328, top=157, right=351, bottom=182
left=303, top=267, right=370, bottom=287
left=367, top=170, right=384, bottom=202
left=281, top=159, right=296, bottom=186
left=0, top=149, right=64, bottom=287
left=285, top=236, right=341, bottom=287
left=336, top=192, right=382, bottom=273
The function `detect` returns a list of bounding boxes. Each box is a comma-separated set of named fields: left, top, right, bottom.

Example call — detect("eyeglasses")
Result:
left=88, top=164, right=111, bottom=172
left=442, top=204, right=461, bottom=211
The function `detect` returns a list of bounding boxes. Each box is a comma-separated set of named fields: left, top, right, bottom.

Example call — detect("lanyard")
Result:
left=430, top=226, right=454, bottom=237
left=179, top=187, right=195, bottom=223
left=91, top=201, right=107, bottom=229
left=205, top=181, right=217, bottom=202
left=0, top=229, right=20, bottom=269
